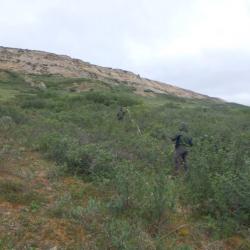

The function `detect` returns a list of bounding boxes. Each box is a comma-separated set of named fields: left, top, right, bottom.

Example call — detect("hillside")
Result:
left=0, top=47, right=249, bottom=249
left=0, top=46, right=222, bottom=100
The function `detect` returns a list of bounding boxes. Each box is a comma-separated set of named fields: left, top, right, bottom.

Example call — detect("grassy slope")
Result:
left=0, top=70, right=249, bottom=249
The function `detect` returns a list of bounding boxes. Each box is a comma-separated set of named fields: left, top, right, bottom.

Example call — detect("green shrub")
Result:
left=37, top=132, right=113, bottom=176
left=0, top=69, right=25, bottom=85
left=211, top=170, right=250, bottom=223
left=110, top=160, right=176, bottom=227
left=149, top=172, right=176, bottom=222
left=85, top=91, right=141, bottom=106
left=0, top=116, right=14, bottom=130
left=186, top=135, right=250, bottom=228
left=110, top=162, right=139, bottom=210
left=65, top=144, right=113, bottom=176
left=37, top=133, right=71, bottom=164
left=21, top=97, right=47, bottom=109
left=0, top=105, right=27, bottom=124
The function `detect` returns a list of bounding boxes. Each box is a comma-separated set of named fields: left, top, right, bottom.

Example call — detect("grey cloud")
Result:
left=0, top=0, right=250, bottom=105
left=134, top=49, right=250, bottom=104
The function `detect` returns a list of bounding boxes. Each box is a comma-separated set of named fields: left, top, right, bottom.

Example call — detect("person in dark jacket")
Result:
left=172, top=123, right=193, bottom=174
left=117, top=106, right=126, bottom=121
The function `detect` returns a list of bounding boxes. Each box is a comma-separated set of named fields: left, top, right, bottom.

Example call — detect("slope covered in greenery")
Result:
left=0, top=70, right=249, bottom=249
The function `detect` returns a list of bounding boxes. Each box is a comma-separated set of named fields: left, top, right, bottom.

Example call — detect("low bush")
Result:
left=21, top=97, right=48, bottom=109
left=37, top=132, right=114, bottom=176
left=37, top=133, right=71, bottom=164
left=0, top=105, right=27, bottom=124
left=65, top=144, right=114, bottom=176
left=110, top=161, right=176, bottom=227
left=186, top=135, right=250, bottom=228
left=85, top=90, right=141, bottom=106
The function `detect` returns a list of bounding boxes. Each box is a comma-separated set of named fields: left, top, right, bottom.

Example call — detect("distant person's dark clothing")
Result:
left=174, top=145, right=188, bottom=172
left=172, top=125, right=193, bottom=174
left=117, top=106, right=126, bottom=121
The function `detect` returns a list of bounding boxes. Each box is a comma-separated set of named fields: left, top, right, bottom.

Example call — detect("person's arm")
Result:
left=189, top=138, right=193, bottom=146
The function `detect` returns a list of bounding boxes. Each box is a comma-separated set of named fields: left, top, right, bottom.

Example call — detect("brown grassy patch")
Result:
left=0, top=179, right=45, bottom=206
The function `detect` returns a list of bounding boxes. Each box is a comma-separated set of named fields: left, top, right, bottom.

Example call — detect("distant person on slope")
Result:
left=171, top=122, right=193, bottom=174
left=117, top=106, right=126, bottom=121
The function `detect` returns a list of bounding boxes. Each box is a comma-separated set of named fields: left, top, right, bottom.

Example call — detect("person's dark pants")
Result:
left=174, top=145, right=188, bottom=173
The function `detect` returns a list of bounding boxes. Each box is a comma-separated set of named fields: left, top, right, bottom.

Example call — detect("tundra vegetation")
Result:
left=0, top=69, right=249, bottom=249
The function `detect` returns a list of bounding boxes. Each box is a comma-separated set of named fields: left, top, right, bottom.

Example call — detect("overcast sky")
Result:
left=1, top=0, right=250, bottom=105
